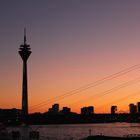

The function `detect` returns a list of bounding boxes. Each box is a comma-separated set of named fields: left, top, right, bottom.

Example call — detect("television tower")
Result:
left=19, top=29, right=31, bottom=116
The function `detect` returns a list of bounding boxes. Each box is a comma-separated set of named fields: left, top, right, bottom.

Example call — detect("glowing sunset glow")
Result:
left=1, top=0, right=140, bottom=114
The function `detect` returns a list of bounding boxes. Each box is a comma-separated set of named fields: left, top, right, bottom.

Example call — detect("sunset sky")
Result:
left=1, top=0, right=140, bottom=113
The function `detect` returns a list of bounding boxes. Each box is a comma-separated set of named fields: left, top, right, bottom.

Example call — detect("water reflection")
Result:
left=7, top=123, right=140, bottom=140
left=21, top=125, right=30, bottom=140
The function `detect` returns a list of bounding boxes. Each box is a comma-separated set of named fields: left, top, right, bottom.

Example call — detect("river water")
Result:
left=7, top=123, right=140, bottom=140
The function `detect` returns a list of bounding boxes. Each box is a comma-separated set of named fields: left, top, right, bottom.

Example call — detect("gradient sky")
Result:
left=1, top=0, right=140, bottom=113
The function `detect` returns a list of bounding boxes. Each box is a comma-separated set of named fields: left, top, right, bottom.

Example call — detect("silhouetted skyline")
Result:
left=1, top=101, right=140, bottom=125
left=1, top=0, right=140, bottom=113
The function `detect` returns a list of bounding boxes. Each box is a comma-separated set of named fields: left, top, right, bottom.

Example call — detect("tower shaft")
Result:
left=22, top=60, right=28, bottom=116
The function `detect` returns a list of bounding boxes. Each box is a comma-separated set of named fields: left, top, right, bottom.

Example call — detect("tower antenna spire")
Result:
left=24, top=28, right=26, bottom=45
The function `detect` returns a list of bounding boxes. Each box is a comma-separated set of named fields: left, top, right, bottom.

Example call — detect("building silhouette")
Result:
left=129, top=103, right=137, bottom=114
left=81, top=106, right=94, bottom=115
left=111, top=106, right=117, bottom=114
left=19, top=29, right=31, bottom=116
left=61, top=107, right=71, bottom=114
left=49, top=104, right=59, bottom=113
left=137, top=102, right=140, bottom=113
left=0, top=108, right=21, bottom=123
left=52, top=104, right=59, bottom=112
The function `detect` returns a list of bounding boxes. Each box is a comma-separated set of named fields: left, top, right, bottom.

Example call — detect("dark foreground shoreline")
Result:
left=83, top=136, right=140, bottom=140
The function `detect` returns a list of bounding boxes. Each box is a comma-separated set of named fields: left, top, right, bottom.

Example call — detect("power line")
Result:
left=29, top=63, right=140, bottom=111
left=69, top=77, right=140, bottom=107
left=96, top=91, right=140, bottom=110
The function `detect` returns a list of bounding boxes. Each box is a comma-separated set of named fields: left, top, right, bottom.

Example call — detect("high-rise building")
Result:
left=129, top=103, right=137, bottom=114
left=62, top=107, right=71, bottom=114
left=137, top=102, right=140, bottom=113
left=19, top=29, right=31, bottom=116
left=111, top=106, right=117, bottom=114
left=81, top=106, right=94, bottom=115
left=88, top=106, right=94, bottom=114
left=52, top=104, right=59, bottom=113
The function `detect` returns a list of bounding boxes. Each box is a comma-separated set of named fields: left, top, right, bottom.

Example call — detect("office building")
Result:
left=52, top=104, right=59, bottom=112
left=62, top=107, right=71, bottom=114
left=81, top=106, right=94, bottom=115
left=137, top=102, right=140, bottom=113
left=129, top=103, right=137, bottom=114
left=111, top=106, right=117, bottom=114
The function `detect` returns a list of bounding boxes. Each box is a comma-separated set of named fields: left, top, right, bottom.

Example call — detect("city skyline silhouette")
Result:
left=1, top=1, right=140, bottom=114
